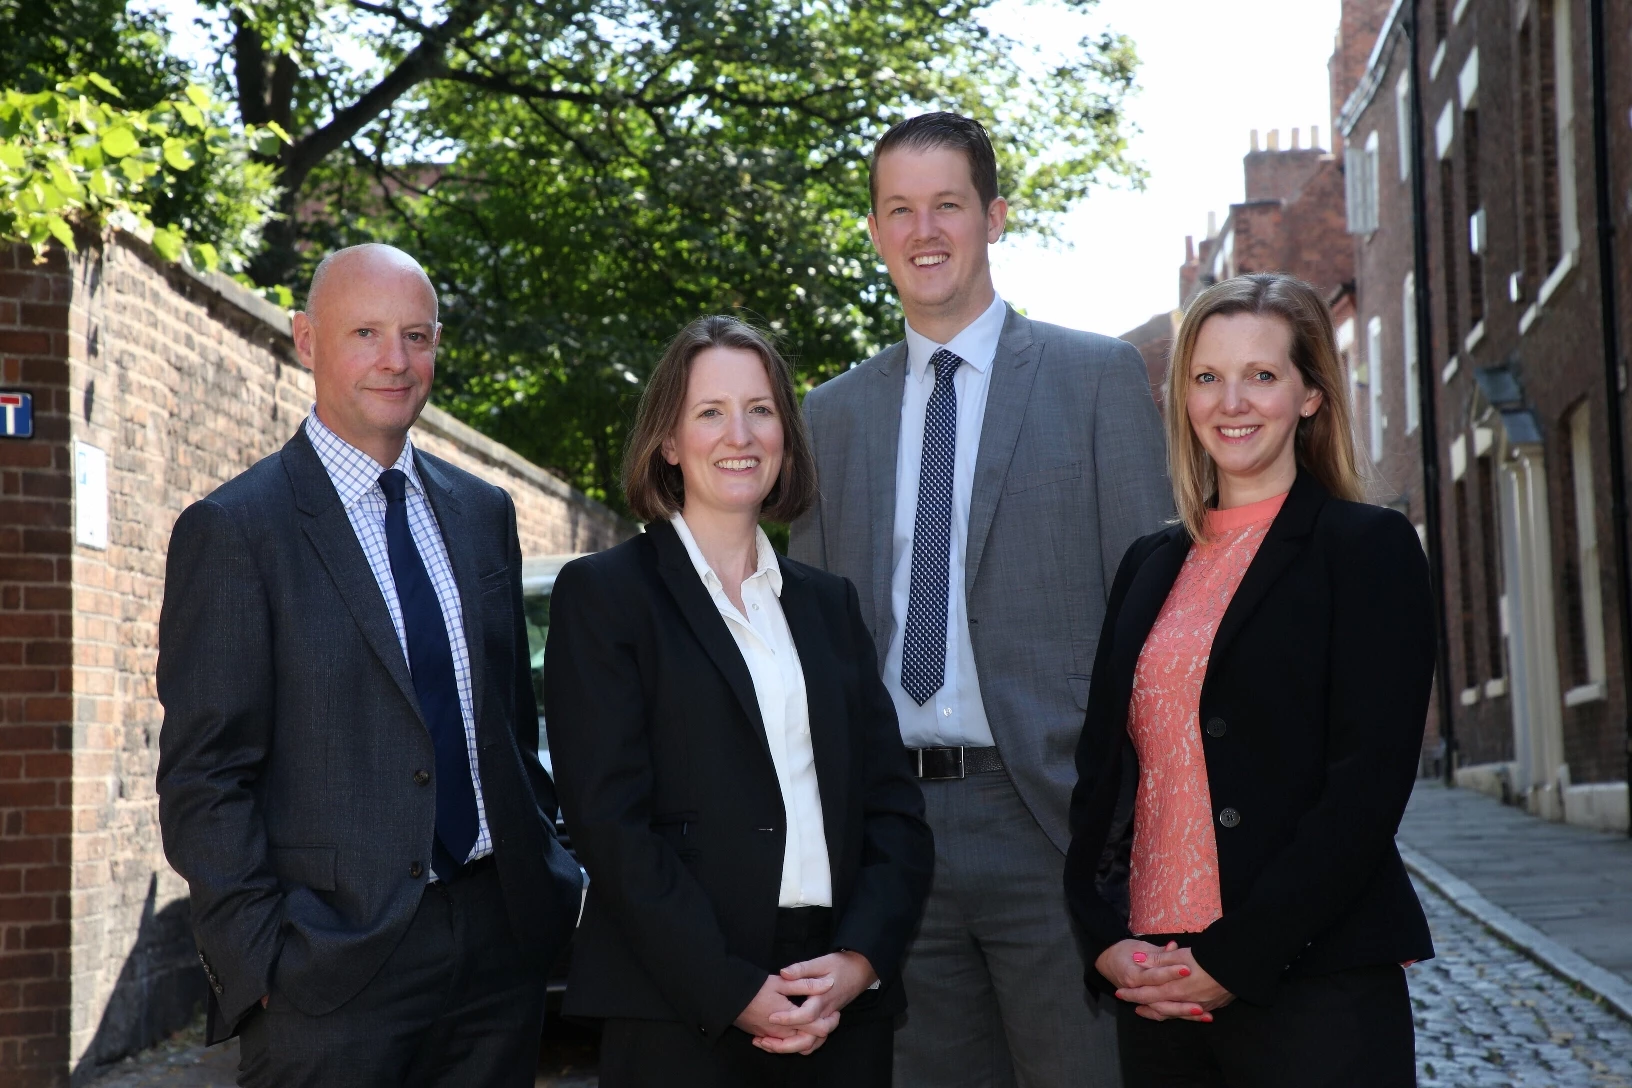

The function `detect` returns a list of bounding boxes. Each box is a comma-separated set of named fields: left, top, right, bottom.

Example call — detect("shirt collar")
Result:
left=303, top=408, right=422, bottom=510
left=904, top=291, right=1008, bottom=381
left=669, top=513, right=783, bottom=599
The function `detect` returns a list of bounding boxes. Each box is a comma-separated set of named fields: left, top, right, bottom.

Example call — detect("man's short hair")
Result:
left=869, top=111, right=1000, bottom=213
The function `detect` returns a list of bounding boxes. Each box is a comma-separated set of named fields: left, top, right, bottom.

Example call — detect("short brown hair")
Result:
left=869, top=111, right=1000, bottom=212
left=1165, top=273, right=1366, bottom=542
left=622, top=315, right=818, bottom=524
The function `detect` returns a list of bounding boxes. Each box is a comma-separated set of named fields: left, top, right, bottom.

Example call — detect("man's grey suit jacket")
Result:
left=790, top=307, right=1171, bottom=852
left=156, top=427, right=582, bottom=1043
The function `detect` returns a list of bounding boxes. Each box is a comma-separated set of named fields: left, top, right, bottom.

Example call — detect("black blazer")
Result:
left=543, top=520, right=934, bottom=1040
left=156, top=428, right=583, bottom=1043
left=1064, top=472, right=1436, bottom=1007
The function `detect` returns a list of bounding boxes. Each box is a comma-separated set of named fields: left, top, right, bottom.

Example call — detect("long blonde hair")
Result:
left=1164, top=273, right=1364, bottom=542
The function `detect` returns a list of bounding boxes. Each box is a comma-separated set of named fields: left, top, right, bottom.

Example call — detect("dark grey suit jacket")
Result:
left=156, top=427, right=582, bottom=1043
left=790, top=307, right=1172, bottom=852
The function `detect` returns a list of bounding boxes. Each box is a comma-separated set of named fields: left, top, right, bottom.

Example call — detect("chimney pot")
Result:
left=1207, top=211, right=1218, bottom=238
left=1186, top=235, right=1196, bottom=262
left=1312, top=124, right=1321, bottom=150
left=1292, top=127, right=1302, bottom=149
left=1268, top=129, right=1281, bottom=151
left=1251, top=128, right=1260, bottom=152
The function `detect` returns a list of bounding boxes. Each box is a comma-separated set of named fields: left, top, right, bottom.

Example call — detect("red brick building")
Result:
left=1338, top=0, right=1630, bottom=830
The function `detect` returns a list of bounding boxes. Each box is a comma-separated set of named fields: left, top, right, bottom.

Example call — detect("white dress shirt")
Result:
left=305, top=411, right=492, bottom=865
left=670, top=514, right=832, bottom=907
left=884, top=292, right=1008, bottom=748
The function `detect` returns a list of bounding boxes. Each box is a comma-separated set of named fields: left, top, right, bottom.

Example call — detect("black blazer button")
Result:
left=1218, top=807, right=1241, bottom=828
left=1205, top=716, right=1227, bottom=738
left=414, top=770, right=430, bottom=786
left=213, top=982, right=223, bottom=994
left=409, top=861, right=424, bottom=879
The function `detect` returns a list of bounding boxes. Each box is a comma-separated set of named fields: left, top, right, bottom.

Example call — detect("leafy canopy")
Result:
left=0, top=75, right=288, bottom=272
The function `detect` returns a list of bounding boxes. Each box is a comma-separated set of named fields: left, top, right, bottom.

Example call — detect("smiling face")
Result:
left=1186, top=311, right=1324, bottom=506
left=661, top=346, right=785, bottom=520
left=868, top=145, right=1007, bottom=341
left=293, top=245, right=441, bottom=468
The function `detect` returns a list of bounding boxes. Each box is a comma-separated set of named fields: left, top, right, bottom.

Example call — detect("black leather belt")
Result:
left=909, top=745, right=1003, bottom=781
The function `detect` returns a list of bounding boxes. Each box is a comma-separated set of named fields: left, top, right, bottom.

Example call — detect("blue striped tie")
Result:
left=379, top=469, right=479, bottom=881
left=901, top=348, right=963, bottom=706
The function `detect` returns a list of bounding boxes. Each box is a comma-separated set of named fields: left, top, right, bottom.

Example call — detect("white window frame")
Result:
left=1345, top=134, right=1381, bottom=235
left=1567, top=403, right=1607, bottom=697
left=1394, top=72, right=1412, bottom=181
left=1552, top=0, right=1580, bottom=260
left=1367, top=316, right=1385, bottom=460
left=1403, top=274, right=1421, bottom=434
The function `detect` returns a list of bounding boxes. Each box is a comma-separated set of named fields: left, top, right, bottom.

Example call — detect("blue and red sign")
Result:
left=1, top=391, right=33, bottom=438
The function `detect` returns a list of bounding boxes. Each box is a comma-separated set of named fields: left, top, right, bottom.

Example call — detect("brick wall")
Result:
left=0, top=236, right=632, bottom=1086
left=0, top=244, right=74, bottom=1088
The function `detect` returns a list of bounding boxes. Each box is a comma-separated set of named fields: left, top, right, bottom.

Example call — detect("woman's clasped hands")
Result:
left=1095, top=939, right=1235, bottom=1023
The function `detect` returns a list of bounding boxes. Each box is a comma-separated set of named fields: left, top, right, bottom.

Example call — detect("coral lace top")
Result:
left=1126, top=490, right=1288, bottom=935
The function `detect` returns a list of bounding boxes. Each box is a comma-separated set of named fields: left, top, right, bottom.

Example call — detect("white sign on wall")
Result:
left=74, top=440, right=108, bottom=550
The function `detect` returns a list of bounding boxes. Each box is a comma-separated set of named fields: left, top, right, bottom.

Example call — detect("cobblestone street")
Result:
left=1411, top=878, right=1632, bottom=1087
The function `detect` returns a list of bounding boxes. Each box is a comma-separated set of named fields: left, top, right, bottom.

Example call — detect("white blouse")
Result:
left=670, top=515, right=832, bottom=908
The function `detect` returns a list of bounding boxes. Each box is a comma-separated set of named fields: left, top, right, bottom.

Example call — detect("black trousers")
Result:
left=236, top=858, right=548, bottom=1088
left=598, top=907, right=895, bottom=1088
left=1116, top=961, right=1416, bottom=1088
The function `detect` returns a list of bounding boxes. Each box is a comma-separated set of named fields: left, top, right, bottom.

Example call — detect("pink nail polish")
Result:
left=1132, top=953, right=1147, bottom=963
left=1178, top=967, right=1190, bottom=977
left=1191, top=1007, right=1203, bottom=1016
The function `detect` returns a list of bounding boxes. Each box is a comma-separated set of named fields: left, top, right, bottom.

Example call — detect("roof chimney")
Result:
left=1250, top=128, right=1260, bottom=152
left=1267, top=128, right=1281, bottom=151
left=1185, top=235, right=1196, bottom=262
left=1312, top=124, right=1321, bottom=150
left=1291, top=127, right=1301, bottom=149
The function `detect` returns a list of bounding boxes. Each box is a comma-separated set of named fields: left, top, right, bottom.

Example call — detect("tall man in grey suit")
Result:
left=156, top=244, right=581, bottom=1087
left=790, top=113, right=1170, bottom=1087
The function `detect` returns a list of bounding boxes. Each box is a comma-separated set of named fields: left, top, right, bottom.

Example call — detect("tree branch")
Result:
left=279, top=0, right=490, bottom=196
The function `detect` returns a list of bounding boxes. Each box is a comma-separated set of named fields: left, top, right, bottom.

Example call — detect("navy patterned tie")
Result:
left=379, top=469, right=479, bottom=881
left=901, top=348, right=963, bottom=706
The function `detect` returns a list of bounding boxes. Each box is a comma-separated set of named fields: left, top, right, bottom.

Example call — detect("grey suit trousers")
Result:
left=896, top=769, right=1119, bottom=1088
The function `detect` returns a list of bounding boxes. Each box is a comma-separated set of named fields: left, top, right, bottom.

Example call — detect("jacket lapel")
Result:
left=1202, top=471, right=1326, bottom=695
left=648, top=522, right=775, bottom=766
left=776, top=560, right=849, bottom=864
left=282, top=429, right=424, bottom=726
left=966, top=308, right=1040, bottom=594
left=865, top=342, right=908, bottom=642
left=414, top=451, right=488, bottom=740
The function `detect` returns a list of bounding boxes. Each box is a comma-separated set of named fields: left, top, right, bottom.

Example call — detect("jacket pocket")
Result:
left=651, top=814, right=700, bottom=862
left=268, top=845, right=338, bottom=892
left=1068, top=674, right=1092, bottom=710
left=1006, top=460, right=1083, bottom=494
left=478, top=566, right=510, bottom=594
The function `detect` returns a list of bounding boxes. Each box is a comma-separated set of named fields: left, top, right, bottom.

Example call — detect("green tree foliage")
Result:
left=0, top=0, right=191, bottom=106
left=0, top=75, right=287, bottom=272
left=214, top=0, right=1140, bottom=506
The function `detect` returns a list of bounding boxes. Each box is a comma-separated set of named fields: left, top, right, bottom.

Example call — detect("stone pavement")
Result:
left=1410, top=877, right=1632, bottom=1086
left=1399, top=781, right=1632, bottom=995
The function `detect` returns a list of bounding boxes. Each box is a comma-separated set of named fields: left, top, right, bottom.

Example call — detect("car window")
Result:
left=524, top=590, right=552, bottom=751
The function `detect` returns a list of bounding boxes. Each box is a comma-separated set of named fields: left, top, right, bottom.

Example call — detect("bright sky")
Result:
left=146, top=0, right=1342, bottom=338
left=985, top=0, right=1343, bottom=336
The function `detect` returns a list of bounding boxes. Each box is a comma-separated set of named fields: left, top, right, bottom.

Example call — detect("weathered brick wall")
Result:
left=0, top=236, right=632, bottom=1086
left=0, top=244, right=75, bottom=1088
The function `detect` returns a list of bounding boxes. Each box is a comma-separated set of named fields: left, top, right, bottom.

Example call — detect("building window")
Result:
left=1455, top=478, right=1479, bottom=688
left=1338, top=317, right=1359, bottom=433
left=1367, top=316, right=1385, bottom=460
left=1395, top=73, right=1412, bottom=181
left=1476, top=454, right=1506, bottom=682
left=1403, top=273, right=1420, bottom=434
left=1345, top=132, right=1381, bottom=235
left=1464, top=106, right=1485, bottom=328
left=1518, top=15, right=1541, bottom=296
left=1439, top=157, right=1461, bottom=348
left=1559, top=403, right=1605, bottom=690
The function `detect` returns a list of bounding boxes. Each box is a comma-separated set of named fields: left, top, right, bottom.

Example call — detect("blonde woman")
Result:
left=1063, top=273, right=1434, bottom=1086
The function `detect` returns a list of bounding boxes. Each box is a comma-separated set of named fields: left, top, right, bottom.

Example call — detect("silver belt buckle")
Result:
left=915, top=746, right=967, bottom=780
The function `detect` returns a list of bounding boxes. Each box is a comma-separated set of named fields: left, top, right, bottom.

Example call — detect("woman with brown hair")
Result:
left=543, top=315, right=933, bottom=1086
left=1064, top=273, right=1435, bottom=1086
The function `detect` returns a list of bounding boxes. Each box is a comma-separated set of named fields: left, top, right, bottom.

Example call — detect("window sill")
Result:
left=1464, top=321, right=1486, bottom=353
left=1484, top=677, right=1507, bottom=698
left=1442, top=355, right=1460, bottom=384
left=1563, top=681, right=1606, bottom=708
left=1519, top=249, right=1580, bottom=335
left=1460, top=686, right=1482, bottom=706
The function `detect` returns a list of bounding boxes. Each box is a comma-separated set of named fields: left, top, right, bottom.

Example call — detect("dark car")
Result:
left=522, top=554, right=588, bottom=1000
